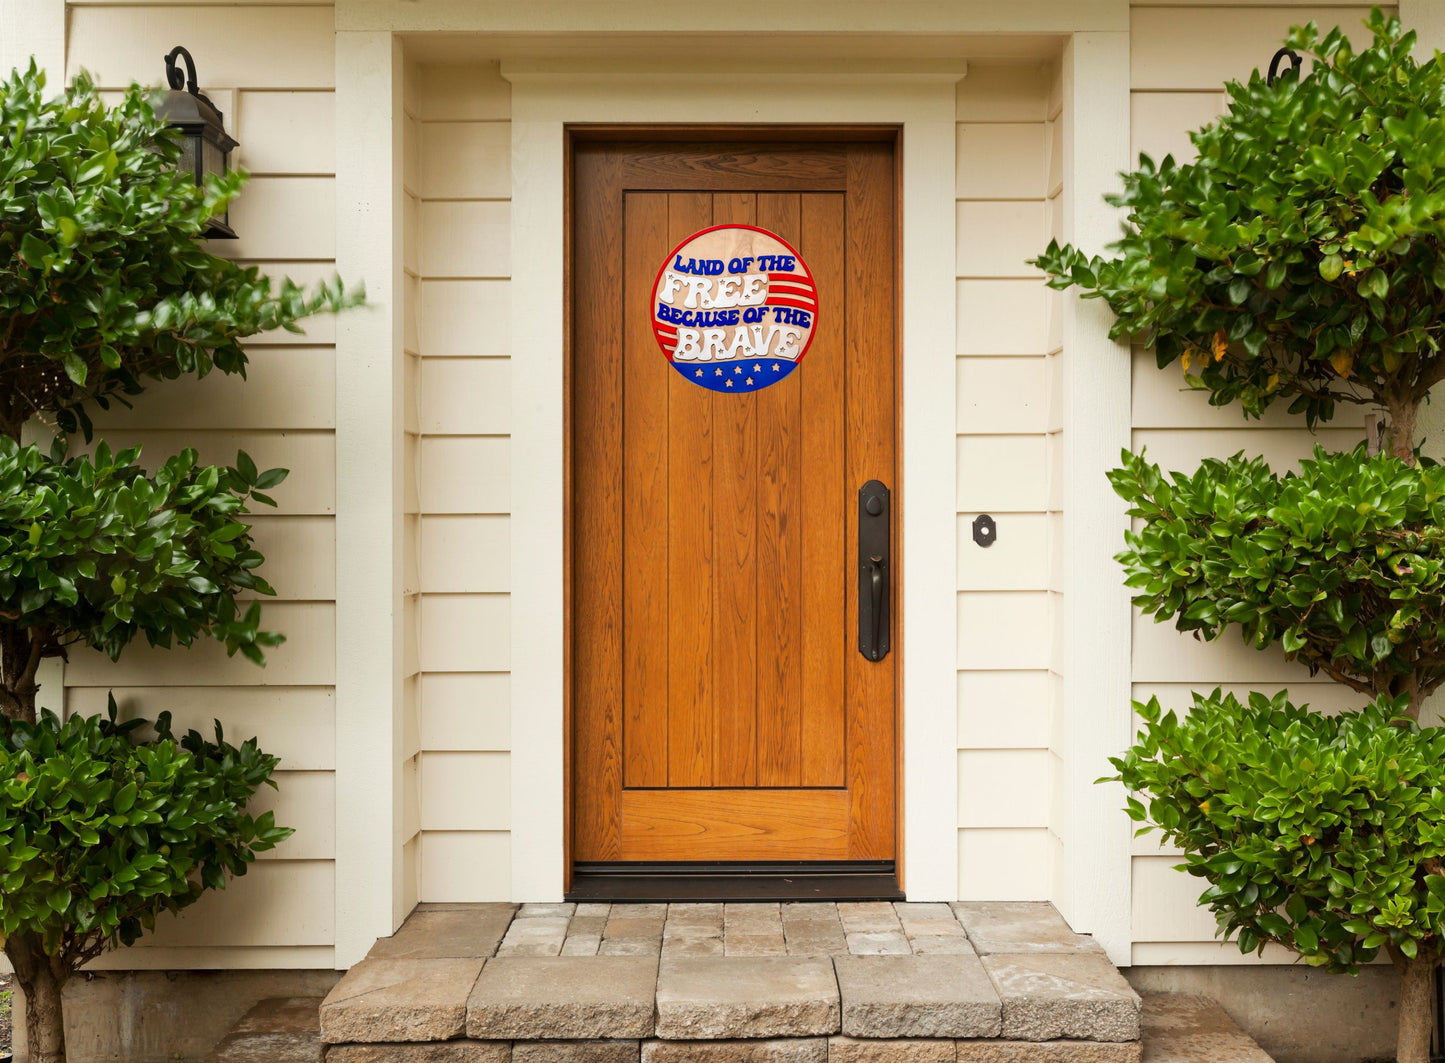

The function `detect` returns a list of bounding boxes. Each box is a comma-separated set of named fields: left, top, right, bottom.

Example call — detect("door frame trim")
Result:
left=505, top=69, right=962, bottom=902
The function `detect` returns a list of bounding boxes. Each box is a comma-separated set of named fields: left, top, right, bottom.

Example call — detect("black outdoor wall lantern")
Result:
left=155, top=45, right=239, bottom=239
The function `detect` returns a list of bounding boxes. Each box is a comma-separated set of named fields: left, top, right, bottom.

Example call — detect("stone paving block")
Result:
left=725, top=932, right=790, bottom=957
left=844, top=931, right=911, bottom=956
left=782, top=903, right=841, bottom=924
left=893, top=903, right=956, bottom=922
left=834, top=954, right=1001, bottom=1039
left=326, top=1044, right=512, bottom=1063
left=951, top=904, right=1102, bottom=956
left=655, top=956, right=841, bottom=1039
left=467, top=956, right=659, bottom=1040
left=519, top=903, right=577, bottom=919
left=373, top=906, right=518, bottom=960
left=668, top=902, right=724, bottom=924
left=643, top=1038, right=828, bottom=1062
left=616, top=902, right=669, bottom=919
left=512, top=1041, right=641, bottom=1063
left=233, top=997, right=322, bottom=1035
left=1139, top=993, right=1273, bottom=1063
left=576, top=903, right=614, bottom=919
left=569, top=915, right=611, bottom=937
left=561, top=932, right=604, bottom=957
left=210, top=1031, right=323, bottom=1063
left=981, top=953, right=1141, bottom=1042
left=837, top=903, right=903, bottom=935
left=321, top=957, right=485, bottom=1043
left=662, top=933, right=725, bottom=957
left=827, top=1036, right=956, bottom=1063
left=908, top=935, right=977, bottom=957
left=954, top=1042, right=1142, bottom=1062
left=600, top=915, right=665, bottom=957
left=498, top=917, right=572, bottom=957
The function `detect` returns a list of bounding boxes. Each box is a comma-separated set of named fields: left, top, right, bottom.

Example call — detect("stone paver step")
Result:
left=309, top=901, right=1142, bottom=1051
left=1140, top=993, right=1275, bottom=1062
left=206, top=997, right=324, bottom=1063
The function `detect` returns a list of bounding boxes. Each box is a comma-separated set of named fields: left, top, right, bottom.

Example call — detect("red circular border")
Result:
left=650, top=223, right=820, bottom=374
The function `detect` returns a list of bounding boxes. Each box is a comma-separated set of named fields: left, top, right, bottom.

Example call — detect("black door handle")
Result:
left=858, top=481, right=890, bottom=662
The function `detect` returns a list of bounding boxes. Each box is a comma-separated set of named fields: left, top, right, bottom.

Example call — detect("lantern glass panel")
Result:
left=177, top=133, right=200, bottom=185
left=202, top=136, right=227, bottom=184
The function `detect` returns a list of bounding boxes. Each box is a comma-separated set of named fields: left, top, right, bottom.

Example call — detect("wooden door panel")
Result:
left=572, top=136, right=896, bottom=865
left=710, top=192, right=760, bottom=789
left=843, top=143, right=897, bottom=859
left=798, top=192, right=848, bottom=789
left=620, top=789, right=849, bottom=861
left=665, top=191, right=716, bottom=789
left=621, top=191, right=670, bottom=789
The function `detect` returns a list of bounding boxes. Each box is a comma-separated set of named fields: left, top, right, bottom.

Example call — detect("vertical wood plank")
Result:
left=622, top=193, right=671, bottom=787
left=667, top=192, right=716, bottom=787
left=572, top=147, right=625, bottom=858
left=756, top=193, right=804, bottom=788
left=844, top=142, right=897, bottom=857
left=798, top=193, right=847, bottom=788
left=710, top=193, right=759, bottom=788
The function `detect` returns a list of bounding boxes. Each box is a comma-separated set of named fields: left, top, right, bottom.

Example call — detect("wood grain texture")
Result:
left=666, top=191, right=716, bottom=788
left=622, top=192, right=671, bottom=788
left=618, top=145, right=847, bottom=191
left=571, top=136, right=898, bottom=866
left=843, top=142, right=898, bottom=860
left=572, top=147, right=625, bottom=860
left=710, top=192, right=760, bottom=789
left=799, top=193, right=848, bottom=788
left=755, top=192, right=805, bottom=788
left=620, top=789, right=849, bottom=861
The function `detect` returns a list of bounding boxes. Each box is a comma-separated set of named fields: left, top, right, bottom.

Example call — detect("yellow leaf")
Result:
left=1211, top=330, right=1228, bottom=362
left=1267, top=372, right=1280, bottom=393
left=1181, top=349, right=1193, bottom=372
left=1329, top=351, right=1354, bottom=378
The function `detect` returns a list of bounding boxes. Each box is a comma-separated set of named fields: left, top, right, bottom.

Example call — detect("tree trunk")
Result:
left=1394, top=951, right=1436, bottom=1063
left=7, top=934, right=68, bottom=1063
left=1387, top=398, right=1420, bottom=466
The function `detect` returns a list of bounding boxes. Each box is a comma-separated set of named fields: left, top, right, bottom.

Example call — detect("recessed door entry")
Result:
left=569, top=133, right=899, bottom=876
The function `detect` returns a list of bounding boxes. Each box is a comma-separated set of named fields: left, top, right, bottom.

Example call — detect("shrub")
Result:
left=1034, top=9, right=1445, bottom=459
left=1113, top=445, right=1445, bottom=717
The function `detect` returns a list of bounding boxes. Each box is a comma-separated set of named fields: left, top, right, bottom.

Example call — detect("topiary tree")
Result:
left=1035, top=9, right=1445, bottom=463
left=1034, top=10, right=1445, bottom=1062
left=0, top=63, right=360, bottom=1062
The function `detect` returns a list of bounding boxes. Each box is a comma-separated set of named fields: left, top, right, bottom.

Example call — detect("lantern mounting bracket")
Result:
left=163, top=46, right=222, bottom=115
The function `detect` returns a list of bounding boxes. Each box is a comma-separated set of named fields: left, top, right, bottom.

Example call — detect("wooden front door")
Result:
left=570, top=133, right=897, bottom=865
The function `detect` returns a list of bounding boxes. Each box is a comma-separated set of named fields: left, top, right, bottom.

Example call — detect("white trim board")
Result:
left=505, top=69, right=963, bottom=902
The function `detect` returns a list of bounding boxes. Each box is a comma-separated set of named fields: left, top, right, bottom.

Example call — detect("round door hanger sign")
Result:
left=652, top=224, right=817, bottom=393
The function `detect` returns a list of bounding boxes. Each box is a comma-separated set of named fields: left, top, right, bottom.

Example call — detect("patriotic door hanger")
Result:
left=651, top=224, right=818, bottom=394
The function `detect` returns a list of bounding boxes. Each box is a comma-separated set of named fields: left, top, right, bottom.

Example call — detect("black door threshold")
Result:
left=566, top=861, right=904, bottom=902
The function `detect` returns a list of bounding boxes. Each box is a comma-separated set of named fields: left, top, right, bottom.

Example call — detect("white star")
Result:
left=771, top=363, right=780, bottom=371
left=695, top=369, right=703, bottom=377
left=725, top=379, right=733, bottom=387
left=753, top=363, right=762, bottom=372
left=734, top=366, right=743, bottom=375
left=715, top=368, right=723, bottom=376
left=746, top=378, right=754, bottom=385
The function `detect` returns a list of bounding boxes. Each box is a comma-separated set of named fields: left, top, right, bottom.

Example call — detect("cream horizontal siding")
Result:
left=1043, top=56, right=1067, bottom=913
left=411, top=62, right=514, bottom=902
left=955, top=60, right=1059, bottom=903
left=400, top=52, right=425, bottom=919
left=1126, top=2, right=1392, bottom=965
left=62, top=1, right=338, bottom=969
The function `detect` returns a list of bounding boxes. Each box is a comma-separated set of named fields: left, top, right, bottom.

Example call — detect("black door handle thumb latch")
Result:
left=858, top=481, right=890, bottom=662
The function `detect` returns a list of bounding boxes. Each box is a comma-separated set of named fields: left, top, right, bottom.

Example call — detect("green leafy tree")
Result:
left=0, top=64, right=360, bottom=1062
left=1034, top=11, right=1445, bottom=1062
left=1034, top=9, right=1445, bottom=461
